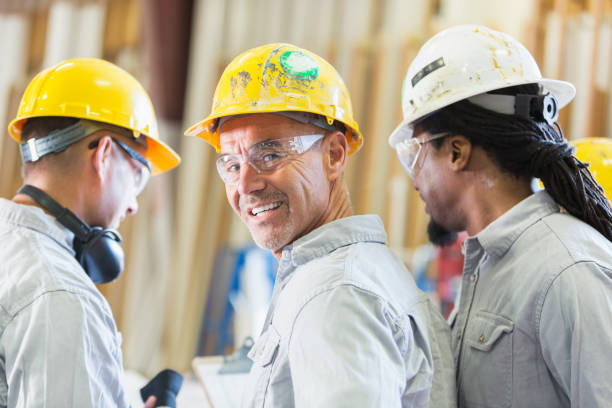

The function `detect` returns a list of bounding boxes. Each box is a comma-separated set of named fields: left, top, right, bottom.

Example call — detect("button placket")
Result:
left=454, top=245, right=483, bottom=374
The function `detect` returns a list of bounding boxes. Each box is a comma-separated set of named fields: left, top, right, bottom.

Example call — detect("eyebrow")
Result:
left=218, top=137, right=284, bottom=156
left=254, top=139, right=282, bottom=149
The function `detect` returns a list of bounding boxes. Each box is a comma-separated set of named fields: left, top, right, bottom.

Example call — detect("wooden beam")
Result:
left=585, top=0, right=606, bottom=137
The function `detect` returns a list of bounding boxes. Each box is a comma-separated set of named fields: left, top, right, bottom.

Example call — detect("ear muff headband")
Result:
left=467, top=92, right=560, bottom=125
left=17, top=185, right=124, bottom=284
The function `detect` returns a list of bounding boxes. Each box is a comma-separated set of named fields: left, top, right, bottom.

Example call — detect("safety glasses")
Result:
left=216, top=134, right=324, bottom=185
left=394, top=132, right=450, bottom=179
left=89, top=137, right=151, bottom=194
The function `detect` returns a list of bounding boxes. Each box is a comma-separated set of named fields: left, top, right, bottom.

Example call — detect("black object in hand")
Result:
left=140, top=369, right=183, bottom=407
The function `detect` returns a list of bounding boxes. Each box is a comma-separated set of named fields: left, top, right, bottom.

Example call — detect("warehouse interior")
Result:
left=1, top=0, right=610, bottom=405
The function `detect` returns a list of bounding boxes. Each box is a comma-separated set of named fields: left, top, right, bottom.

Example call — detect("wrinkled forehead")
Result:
left=218, top=113, right=319, bottom=153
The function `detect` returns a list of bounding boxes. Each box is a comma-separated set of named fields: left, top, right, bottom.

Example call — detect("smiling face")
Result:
left=219, top=114, right=333, bottom=257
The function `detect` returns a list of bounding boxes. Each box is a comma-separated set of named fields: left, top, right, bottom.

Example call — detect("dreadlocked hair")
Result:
left=417, top=83, right=612, bottom=241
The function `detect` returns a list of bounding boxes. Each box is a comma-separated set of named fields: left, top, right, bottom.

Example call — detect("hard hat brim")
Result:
left=145, top=136, right=181, bottom=175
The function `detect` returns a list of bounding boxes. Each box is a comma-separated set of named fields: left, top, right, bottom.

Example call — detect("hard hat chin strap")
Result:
left=468, top=92, right=559, bottom=125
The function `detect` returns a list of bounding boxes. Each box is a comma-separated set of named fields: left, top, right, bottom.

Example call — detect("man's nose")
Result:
left=237, top=161, right=265, bottom=195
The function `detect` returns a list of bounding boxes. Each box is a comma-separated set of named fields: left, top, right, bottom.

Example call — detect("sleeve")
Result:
left=0, top=290, right=129, bottom=408
left=539, top=262, right=612, bottom=407
left=287, top=284, right=433, bottom=408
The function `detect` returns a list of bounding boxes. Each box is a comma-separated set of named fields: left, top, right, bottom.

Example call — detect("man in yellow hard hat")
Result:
left=389, top=25, right=612, bottom=407
left=186, top=43, right=455, bottom=407
left=0, top=58, right=180, bottom=407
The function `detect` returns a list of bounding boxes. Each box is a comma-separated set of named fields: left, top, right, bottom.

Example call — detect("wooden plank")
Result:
left=395, top=38, right=423, bottom=251
left=261, top=0, right=289, bottom=44
left=359, top=34, right=405, bottom=220
left=286, top=0, right=311, bottom=47
left=342, top=0, right=376, bottom=206
left=591, top=14, right=611, bottom=137
left=73, top=1, right=105, bottom=58
left=564, top=12, right=596, bottom=139
left=310, top=0, right=336, bottom=56
left=116, top=121, right=182, bottom=374
left=585, top=0, right=605, bottom=137
left=26, top=6, right=48, bottom=73
left=225, top=0, right=251, bottom=57
left=0, top=12, right=29, bottom=180
left=542, top=10, right=564, bottom=79
left=103, top=0, right=139, bottom=59
left=0, top=84, right=26, bottom=200
left=42, top=0, right=75, bottom=67
left=161, top=0, right=230, bottom=371
left=530, top=0, right=552, bottom=64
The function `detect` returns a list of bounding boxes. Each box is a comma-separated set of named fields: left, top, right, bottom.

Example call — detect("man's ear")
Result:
left=447, top=134, right=472, bottom=172
left=324, top=131, right=348, bottom=181
left=91, top=135, right=113, bottom=181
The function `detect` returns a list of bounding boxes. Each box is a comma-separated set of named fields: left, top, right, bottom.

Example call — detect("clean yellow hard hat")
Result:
left=572, top=137, right=612, bottom=201
left=8, top=58, right=180, bottom=175
left=184, top=43, right=362, bottom=154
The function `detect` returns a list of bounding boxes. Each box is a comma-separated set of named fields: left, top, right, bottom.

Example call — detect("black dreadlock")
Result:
left=418, top=83, right=612, bottom=241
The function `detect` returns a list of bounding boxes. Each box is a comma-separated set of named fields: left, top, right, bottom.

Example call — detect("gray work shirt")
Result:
left=0, top=198, right=129, bottom=407
left=451, top=191, right=612, bottom=407
left=242, top=215, right=456, bottom=407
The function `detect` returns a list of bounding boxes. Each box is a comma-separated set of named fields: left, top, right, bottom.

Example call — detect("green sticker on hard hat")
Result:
left=280, top=51, right=319, bottom=81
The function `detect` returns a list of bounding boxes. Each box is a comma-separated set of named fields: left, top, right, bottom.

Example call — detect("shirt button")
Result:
left=470, top=274, right=477, bottom=282
left=457, top=330, right=463, bottom=339
left=479, top=335, right=485, bottom=344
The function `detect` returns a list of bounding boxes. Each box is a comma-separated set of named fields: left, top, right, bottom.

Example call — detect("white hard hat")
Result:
left=388, top=24, right=576, bottom=147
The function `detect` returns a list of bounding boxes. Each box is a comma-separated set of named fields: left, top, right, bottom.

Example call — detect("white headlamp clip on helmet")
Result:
left=388, top=24, right=576, bottom=149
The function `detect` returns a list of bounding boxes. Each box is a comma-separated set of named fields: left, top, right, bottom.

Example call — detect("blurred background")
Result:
left=1, top=0, right=610, bottom=385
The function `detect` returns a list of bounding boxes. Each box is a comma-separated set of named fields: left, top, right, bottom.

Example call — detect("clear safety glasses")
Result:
left=89, top=137, right=151, bottom=194
left=216, top=134, right=324, bottom=185
left=394, top=132, right=450, bottom=179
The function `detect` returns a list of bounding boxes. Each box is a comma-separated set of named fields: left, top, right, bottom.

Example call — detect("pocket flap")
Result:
left=247, top=326, right=281, bottom=367
left=467, top=312, right=514, bottom=352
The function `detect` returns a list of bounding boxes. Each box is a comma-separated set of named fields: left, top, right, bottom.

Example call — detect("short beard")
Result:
left=240, top=191, right=294, bottom=252
left=252, top=215, right=294, bottom=252
left=427, top=218, right=458, bottom=247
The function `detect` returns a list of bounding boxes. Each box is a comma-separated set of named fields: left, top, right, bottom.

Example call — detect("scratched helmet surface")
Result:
left=388, top=24, right=576, bottom=148
left=184, top=43, right=362, bottom=154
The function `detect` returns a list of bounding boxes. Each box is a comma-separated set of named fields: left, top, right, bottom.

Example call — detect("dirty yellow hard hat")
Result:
left=184, top=43, right=362, bottom=154
left=8, top=58, right=180, bottom=175
left=572, top=137, right=612, bottom=201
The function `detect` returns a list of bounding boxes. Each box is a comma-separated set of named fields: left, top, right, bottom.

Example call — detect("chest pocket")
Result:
left=245, top=326, right=281, bottom=407
left=459, top=311, right=514, bottom=408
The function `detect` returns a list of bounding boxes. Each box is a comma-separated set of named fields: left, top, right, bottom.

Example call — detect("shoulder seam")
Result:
left=534, top=260, right=608, bottom=349
left=1, top=288, right=97, bottom=339
left=286, top=282, right=398, bottom=351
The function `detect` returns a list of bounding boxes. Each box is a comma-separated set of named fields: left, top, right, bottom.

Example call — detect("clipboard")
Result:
left=192, top=337, right=254, bottom=407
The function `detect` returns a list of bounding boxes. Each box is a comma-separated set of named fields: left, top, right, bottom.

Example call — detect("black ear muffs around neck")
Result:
left=18, top=184, right=124, bottom=283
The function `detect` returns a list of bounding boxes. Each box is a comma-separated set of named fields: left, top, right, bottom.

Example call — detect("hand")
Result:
left=144, top=395, right=157, bottom=408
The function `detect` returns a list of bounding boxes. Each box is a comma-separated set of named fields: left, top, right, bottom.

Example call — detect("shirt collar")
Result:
left=473, top=190, right=560, bottom=259
left=278, top=214, right=387, bottom=278
left=0, top=198, right=76, bottom=254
